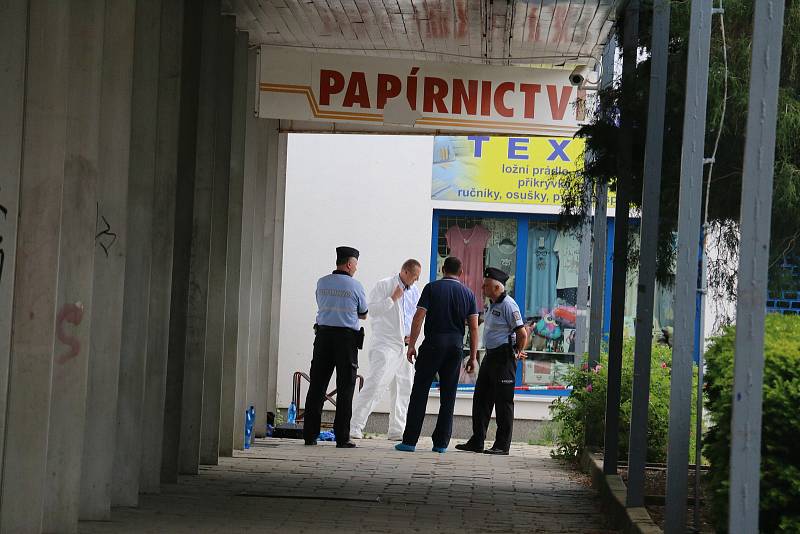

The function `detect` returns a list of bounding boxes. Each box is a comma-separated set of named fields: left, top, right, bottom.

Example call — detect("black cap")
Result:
left=336, top=246, right=360, bottom=264
left=484, top=267, right=509, bottom=285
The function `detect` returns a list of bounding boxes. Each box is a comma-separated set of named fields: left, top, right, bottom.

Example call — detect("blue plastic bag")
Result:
left=244, top=406, right=255, bottom=449
left=318, top=430, right=336, bottom=442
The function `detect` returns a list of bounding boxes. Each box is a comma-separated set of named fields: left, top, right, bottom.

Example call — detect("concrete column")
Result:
left=221, top=30, right=250, bottom=457
left=139, top=0, right=185, bottom=494
left=255, top=119, right=279, bottom=435
left=199, top=14, right=235, bottom=466
left=1, top=3, right=70, bottom=529
left=43, top=3, right=105, bottom=530
left=112, top=0, right=161, bottom=507
left=266, top=131, right=288, bottom=414
left=79, top=0, right=136, bottom=520
left=179, top=0, right=221, bottom=475
left=233, top=47, right=260, bottom=450
left=161, top=0, right=203, bottom=484
left=0, top=0, right=28, bottom=493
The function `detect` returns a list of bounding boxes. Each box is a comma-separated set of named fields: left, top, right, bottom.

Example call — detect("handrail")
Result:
left=292, top=370, right=364, bottom=422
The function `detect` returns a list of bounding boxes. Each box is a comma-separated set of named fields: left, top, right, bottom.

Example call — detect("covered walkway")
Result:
left=80, top=439, right=614, bottom=533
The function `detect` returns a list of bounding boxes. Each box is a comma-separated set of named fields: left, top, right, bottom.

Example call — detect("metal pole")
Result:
left=575, top=179, right=592, bottom=360
left=665, top=0, right=713, bottom=531
left=626, top=0, right=671, bottom=508
left=603, top=0, right=638, bottom=476
left=729, top=1, right=785, bottom=531
left=694, top=228, right=708, bottom=530
left=587, top=36, right=616, bottom=374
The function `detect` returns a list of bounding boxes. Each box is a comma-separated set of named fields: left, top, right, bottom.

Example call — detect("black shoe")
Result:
left=336, top=441, right=357, bottom=448
left=455, top=442, right=484, bottom=453
left=483, top=447, right=509, bottom=455
left=304, top=440, right=317, bottom=446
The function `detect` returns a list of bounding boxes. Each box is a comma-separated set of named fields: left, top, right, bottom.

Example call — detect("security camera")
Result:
left=569, top=65, right=589, bottom=86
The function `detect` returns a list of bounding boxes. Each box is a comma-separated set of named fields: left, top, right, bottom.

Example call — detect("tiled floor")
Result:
left=80, top=438, right=616, bottom=533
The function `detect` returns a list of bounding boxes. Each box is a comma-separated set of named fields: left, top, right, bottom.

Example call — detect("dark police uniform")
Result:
left=459, top=267, right=524, bottom=454
left=401, top=275, right=479, bottom=449
left=303, top=246, right=368, bottom=447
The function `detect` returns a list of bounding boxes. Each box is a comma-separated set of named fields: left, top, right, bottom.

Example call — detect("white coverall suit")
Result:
left=350, top=275, right=419, bottom=440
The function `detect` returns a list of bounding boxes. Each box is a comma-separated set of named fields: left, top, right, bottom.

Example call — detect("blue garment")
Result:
left=525, top=225, right=558, bottom=317
left=315, top=270, right=368, bottom=331
left=416, top=277, right=479, bottom=342
left=483, top=294, right=524, bottom=349
left=400, top=275, right=420, bottom=337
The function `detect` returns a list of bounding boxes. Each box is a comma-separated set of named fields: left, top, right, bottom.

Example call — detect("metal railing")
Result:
left=291, top=371, right=365, bottom=422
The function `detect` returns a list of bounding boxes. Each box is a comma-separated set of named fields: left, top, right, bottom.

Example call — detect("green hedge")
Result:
left=549, top=340, right=692, bottom=464
left=704, top=314, right=800, bottom=533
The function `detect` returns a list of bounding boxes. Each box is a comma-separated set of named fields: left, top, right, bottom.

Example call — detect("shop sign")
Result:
left=432, top=135, right=612, bottom=207
left=258, top=47, right=587, bottom=136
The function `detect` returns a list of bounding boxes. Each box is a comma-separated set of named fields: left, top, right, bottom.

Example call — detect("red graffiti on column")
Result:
left=56, top=302, right=83, bottom=364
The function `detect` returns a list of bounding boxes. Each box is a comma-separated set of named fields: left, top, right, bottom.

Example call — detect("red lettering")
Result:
left=493, top=82, right=515, bottom=118
left=319, top=69, right=345, bottom=106
left=423, top=77, right=449, bottom=113
left=480, top=81, right=492, bottom=116
left=547, top=85, right=573, bottom=120
left=342, top=72, right=371, bottom=108
left=451, top=79, right=478, bottom=115
left=377, top=74, right=402, bottom=109
left=519, top=83, right=541, bottom=119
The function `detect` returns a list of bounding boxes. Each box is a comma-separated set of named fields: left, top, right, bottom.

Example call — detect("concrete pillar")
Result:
left=112, top=0, right=161, bottom=507
left=179, top=0, right=221, bottom=475
left=255, top=119, right=279, bottom=436
left=199, top=14, right=235, bottom=466
left=1, top=3, right=70, bottom=529
left=79, top=0, right=136, bottom=520
left=43, top=3, right=105, bottom=530
left=220, top=30, right=250, bottom=457
left=266, top=131, right=288, bottom=414
left=233, top=47, right=260, bottom=450
left=161, top=0, right=203, bottom=484
left=139, top=0, right=185, bottom=494
left=0, top=0, right=28, bottom=493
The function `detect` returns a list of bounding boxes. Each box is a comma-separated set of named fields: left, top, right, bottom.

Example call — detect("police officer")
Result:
left=456, top=267, right=527, bottom=455
left=303, top=246, right=368, bottom=448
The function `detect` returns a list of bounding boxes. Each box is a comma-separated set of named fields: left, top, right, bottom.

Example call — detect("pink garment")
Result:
left=445, top=224, right=490, bottom=302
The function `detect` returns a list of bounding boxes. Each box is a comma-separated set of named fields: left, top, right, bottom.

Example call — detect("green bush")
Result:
left=549, top=339, right=694, bottom=464
left=703, top=314, right=800, bottom=533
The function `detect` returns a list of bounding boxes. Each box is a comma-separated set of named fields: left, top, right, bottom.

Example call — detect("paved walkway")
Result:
left=80, top=438, right=616, bottom=533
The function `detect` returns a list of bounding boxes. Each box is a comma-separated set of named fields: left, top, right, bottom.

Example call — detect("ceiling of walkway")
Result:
left=224, top=0, right=623, bottom=67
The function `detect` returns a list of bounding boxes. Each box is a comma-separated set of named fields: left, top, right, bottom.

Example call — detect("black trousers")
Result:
left=402, top=337, right=463, bottom=449
left=303, top=328, right=358, bottom=444
left=469, top=344, right=516, bottom=451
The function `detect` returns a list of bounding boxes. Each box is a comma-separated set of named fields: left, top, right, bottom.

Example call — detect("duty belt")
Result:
left=486, top=343, right=513, bottom=356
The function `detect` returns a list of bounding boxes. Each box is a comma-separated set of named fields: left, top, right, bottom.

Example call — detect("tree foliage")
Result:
left=562, top=0, right=800, bottom=305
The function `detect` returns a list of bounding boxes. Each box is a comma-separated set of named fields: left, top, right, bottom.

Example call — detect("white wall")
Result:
left=278, top=133, right=567, bottom=421
left=278, top=134, right=434, bottom=414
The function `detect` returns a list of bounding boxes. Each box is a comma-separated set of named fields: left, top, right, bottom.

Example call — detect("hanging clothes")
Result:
left=525, top=225, right=558, bottom=317
left=445, top=224, right=490, bottom=302
left=553, top=230, right=581, bottom=289
left=486, top=241, right=517, bottom=294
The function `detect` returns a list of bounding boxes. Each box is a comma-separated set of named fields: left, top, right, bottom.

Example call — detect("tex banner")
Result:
left=431, top=135, right=586, bottom=206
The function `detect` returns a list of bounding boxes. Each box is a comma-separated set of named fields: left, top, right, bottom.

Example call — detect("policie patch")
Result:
left=512, top=311, right=521, bottom=321
left=492, top=309, right=501, bottom=316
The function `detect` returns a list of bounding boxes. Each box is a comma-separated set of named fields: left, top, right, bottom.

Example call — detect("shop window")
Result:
left=521, top=220, right=581, bottom=390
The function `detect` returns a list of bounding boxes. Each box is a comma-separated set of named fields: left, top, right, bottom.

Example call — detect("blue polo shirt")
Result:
left=417, top=277, right=479, bottom=343
left=315, top=271, right=368, bottom=331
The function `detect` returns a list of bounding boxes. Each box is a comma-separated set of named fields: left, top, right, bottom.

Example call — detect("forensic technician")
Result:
left=303, top=246, right=367, bottom=448
left=395, top=256, right=480, bottom=453
left=456, top=267, right=527, bottom=455
left=350, top=259, right=422, bottom=440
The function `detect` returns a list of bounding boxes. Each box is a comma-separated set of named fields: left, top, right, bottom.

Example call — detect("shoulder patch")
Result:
left=513, top=311, right=521, bottom=321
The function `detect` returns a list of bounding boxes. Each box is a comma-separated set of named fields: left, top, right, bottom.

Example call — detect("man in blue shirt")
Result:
left=456, top=267, right=527, bottom=455
left=303, top=246, right=368, bottom=448
left=395, top=256, right=479, bottom=453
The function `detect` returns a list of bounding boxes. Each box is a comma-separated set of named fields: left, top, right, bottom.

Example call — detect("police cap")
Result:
left=336, top=246, right=360, bottom=264
left=484, top=267, right=509, bottom=285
